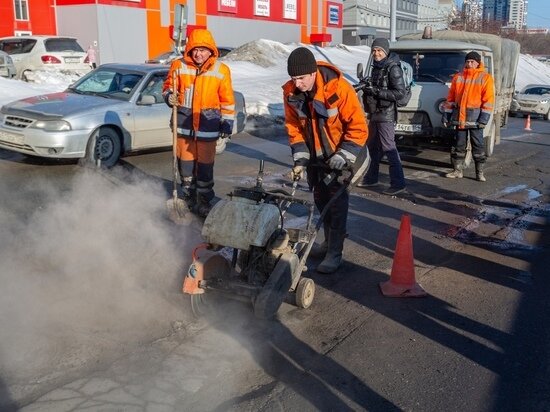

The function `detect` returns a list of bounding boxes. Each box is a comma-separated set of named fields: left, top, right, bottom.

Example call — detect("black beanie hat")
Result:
left=287, top=47, right=317, bottom=77
left=465, top=51, right=481, bottom=63
left=371, top=38, right=390, bottom=55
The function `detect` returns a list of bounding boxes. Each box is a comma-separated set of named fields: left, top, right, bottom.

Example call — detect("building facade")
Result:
left=343, top=0, right=420, bottom=45
left=0, top=0, right=343, bottom=64
left=342, top=0, right=453, bottom=46
left=482, top=0, right=527, bottom=30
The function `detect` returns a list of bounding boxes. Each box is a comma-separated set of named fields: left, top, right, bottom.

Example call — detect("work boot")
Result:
left=445, top=169, right=463, bottom=178
left=316, top=230, right=346, bottom=274
left=309, top=226, right=329, bottom=259
left=195, top=200, right=212, bottom=218
left=445, top=158, right=464, bottom=179
left=475, top=162, right=486, bottom=182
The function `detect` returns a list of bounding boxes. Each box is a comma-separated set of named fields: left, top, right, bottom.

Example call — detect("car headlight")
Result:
left=32, top=120, right=72, bottom=131
left=540, top=100, right=548, bottom=104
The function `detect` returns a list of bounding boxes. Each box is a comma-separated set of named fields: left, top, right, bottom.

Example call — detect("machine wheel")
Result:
left=80, top=127, right=122, bottom=168
left=187, top=254, right=231, bottom=318
left=295, top=277, right=315, bottom=309
left=253, top=257, right=293, bottom=320
left=190, top=294, right=210, bottom=317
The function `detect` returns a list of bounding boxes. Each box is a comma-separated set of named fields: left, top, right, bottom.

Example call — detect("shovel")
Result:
left=166, top=72, right=189, bottom=224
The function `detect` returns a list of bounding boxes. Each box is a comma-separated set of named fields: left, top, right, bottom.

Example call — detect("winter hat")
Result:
left=287, top=47, right=317, bottom=77
left=465, top=51, right=482, bottom=64
left=371, top=38, right=390, bottom=56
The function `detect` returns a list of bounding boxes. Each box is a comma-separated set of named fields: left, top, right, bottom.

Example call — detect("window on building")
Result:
left=14, top=0, right=29, bottom=20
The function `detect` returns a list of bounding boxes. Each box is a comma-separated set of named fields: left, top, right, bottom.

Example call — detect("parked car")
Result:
left=0, top=50, right=16, bottom=78
left=0, top=35, right=91, bottom=81
left=0, top=63, right=247, bottom=166
left=509, top=84, right=550, bottom=120
left=145, top=46, right=233, bottom=64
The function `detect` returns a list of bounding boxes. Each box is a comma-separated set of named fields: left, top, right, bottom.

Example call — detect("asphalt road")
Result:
left=0, top=116, right=549, bottom=411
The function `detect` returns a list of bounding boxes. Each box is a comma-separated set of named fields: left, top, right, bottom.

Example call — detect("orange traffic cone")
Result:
left=524, top=114, right=532, bottom=131
left=379, top=214, right=427, bottom=298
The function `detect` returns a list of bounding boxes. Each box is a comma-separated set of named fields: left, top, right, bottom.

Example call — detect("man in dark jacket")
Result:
left=357, top=38, right=407, bottom=195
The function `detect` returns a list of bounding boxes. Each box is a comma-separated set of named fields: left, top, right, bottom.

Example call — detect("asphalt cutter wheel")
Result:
left=182, top=159, right=362, bottom=319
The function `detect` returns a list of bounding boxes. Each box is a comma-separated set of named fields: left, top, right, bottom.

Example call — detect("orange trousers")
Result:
left=176, top=136, right=217, bottom=202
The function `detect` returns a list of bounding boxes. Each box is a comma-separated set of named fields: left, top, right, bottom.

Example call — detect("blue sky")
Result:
left=526, top=0, right=549, bottom=28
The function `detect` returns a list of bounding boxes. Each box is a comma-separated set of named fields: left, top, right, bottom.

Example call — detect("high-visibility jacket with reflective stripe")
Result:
left=444, top=62, right=495, bottom=129
left=163, top=29, right=235, bottom=140
left=282, top=62, right=368, bottom=167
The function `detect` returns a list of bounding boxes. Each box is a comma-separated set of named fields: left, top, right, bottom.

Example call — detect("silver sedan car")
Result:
left=509, top=84, right=550, bottom=120
left=0, top=63, right=247, bottom=166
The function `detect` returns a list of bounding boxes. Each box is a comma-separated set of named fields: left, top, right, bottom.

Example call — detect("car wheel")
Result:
left=546, top=110, right=550, bottom=121
left=80, top=127, right=122, bottom=168
left=21, top=70, right=31, bottom=82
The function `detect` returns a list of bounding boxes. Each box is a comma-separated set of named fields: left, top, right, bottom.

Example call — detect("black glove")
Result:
left=219, top=132, right=231, bottom=139
left=363, top=85, right=378, bottom=97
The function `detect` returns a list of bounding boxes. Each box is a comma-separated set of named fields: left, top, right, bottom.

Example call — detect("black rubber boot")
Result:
left=316, top=230, right=346, bottom=274
left=309, top=226, right=329, bottom=259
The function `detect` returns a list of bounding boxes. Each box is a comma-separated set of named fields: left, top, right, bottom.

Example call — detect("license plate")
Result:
left=0, top=68, right=8, bottom=77
left=65, top=57, right=80, bottom=63
left=0, top=130, right=24, bottom=145
left=395, top=123, right=422, bottom=132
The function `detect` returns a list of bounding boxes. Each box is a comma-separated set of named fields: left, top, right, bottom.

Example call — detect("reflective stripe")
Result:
left=176, top=67, right=196, bottom=76
left=293, top=151, right=310, bottom=162
left=326, top=107, right=338, bottom=117
left=221, top=113, right=233, bottom=120
left=339, top=148, right=357, bottom=164
left=177, top=128, right=220, bottom=138
left=221, top=104, right=235, bottom=111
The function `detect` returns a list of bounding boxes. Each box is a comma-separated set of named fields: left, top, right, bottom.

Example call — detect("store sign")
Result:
left=219, top=0, right=237, bottom=13
left=255, top=0, right=270, bottom=17
left=283, top=0, right=296, bottom=20
left=328, top=4, right=340, bottom=25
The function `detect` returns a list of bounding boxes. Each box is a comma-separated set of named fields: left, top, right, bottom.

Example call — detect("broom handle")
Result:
left=172, top=71, right=179, bottom=197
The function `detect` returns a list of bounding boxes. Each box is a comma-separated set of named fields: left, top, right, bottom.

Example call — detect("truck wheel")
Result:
left=485, top=123, right=496, bottom=157
left=295, top=277, right=315, bottom=309
left=464, top=139, right=472, bottom=169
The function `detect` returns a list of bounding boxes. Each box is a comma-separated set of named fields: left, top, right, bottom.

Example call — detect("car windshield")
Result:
left=70, top=69, right=144, bottom=101
left=395, top=51, right=468, bottom=83
left=44, top=38, right=85, bottom=53
left=524, top=87, right=550, bottom=95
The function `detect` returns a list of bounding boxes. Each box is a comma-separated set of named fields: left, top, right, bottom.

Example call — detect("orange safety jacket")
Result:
left=163, top=29, right=235, bottom=140
left=282, top=62, right=368, bottom=167
left=444, top=62, right=495, bottom=129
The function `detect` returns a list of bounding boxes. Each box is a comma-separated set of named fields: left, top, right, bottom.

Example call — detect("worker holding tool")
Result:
left=163, top=28, right=235, bottom=218
left=282, top=47, right=368, bottom=274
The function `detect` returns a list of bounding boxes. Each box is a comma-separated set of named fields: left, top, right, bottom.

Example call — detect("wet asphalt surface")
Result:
left=0, top=116, right=549, bottom=411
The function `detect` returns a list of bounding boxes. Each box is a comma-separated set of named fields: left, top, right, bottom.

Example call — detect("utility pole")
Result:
left=390, top=0, right=397, bottom=41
